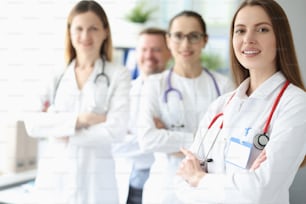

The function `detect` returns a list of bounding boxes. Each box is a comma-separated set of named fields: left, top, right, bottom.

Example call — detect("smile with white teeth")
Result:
left=243, top=50, right=260, bottom=54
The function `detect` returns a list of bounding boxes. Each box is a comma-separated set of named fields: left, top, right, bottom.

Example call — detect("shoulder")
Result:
left=105, top=61, right=128, bottom=73
left=147, top=69, right=169, bottom=81
left=206, top=69, right=232, bottom=82
left=105, top=61, right=131, bottom=80
left=213, top=91, right=236, bottom=108
left=144, top=70, right=169, bottom=87
left=283, top=84, right=306, bottom=107
left=205, top=69, right=236, bottom=93
left=141, top=70, right=170, bottom=95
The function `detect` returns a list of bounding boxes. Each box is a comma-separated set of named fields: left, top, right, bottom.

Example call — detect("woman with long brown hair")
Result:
left=176, top=0, right=306, bottom=203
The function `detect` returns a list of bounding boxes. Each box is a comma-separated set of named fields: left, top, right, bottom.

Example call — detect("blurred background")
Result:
left=0, top=0, right=305, bottom=203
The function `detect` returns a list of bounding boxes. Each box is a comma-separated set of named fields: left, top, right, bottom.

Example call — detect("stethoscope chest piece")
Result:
left=253, top=133, right=269, bottom=150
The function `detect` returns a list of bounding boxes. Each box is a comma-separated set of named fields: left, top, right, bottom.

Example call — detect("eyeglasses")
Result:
left=168, top=32, right=205, bottom=44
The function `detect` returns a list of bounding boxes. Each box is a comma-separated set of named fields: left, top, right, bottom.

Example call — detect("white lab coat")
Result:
left=175, top=72, right=306, bottom=204
left=112, top=77, right=155, bottom=203
left=24, top=58, right=131, bottom=204
left=138, top=69, right=234, bottom=204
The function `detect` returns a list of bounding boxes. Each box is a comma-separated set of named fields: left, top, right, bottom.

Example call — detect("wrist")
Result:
left=189, top=171, right=205, bottom=187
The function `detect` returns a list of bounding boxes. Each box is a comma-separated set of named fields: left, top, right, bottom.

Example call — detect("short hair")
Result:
left=139, top=27, right=168, bottom=45
left=64, top=0, right=113, bottom=65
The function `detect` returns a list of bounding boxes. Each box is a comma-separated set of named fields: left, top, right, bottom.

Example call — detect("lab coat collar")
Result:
left=236, top=71, right=287, bottom=99
left=67, top=58, right=104, bottom=82
left=131, top=76, right=145, bottom=95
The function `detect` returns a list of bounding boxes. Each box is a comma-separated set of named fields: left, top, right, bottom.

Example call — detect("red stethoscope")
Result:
left=195, top=80, right=290, bottom=170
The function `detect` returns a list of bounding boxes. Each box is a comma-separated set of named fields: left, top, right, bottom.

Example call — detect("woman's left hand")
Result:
left=153, top=117, right=166, bottom=129
left=177, top=147, right=206, bottom=187
left=250, top=149, right=267, bottom=171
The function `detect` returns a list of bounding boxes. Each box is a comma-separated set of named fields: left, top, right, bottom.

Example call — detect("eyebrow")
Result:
left=235, top=22, right=272, bottom=27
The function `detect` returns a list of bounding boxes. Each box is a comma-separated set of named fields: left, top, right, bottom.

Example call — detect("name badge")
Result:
left=226, top=137, right=252, bottom=168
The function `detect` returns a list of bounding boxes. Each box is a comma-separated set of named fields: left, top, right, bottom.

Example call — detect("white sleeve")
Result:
left=69, top=67, right=131, bottom=146
left=24, top=112, right=77, bottom=138
left=176, top=90, right=306, bottom=203
left=137, top=76, right=193, bottom=153
left=23, top=71, right=77, bottom=138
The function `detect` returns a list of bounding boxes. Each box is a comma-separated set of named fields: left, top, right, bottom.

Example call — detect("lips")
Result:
left=242, top=49, right=260, bottom=55
left=180, top=50, right=193, bottom=56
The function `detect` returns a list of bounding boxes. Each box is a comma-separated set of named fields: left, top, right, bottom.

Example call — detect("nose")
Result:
left=80, top=29, right=90, bottom=39
left=144, top=49, right=154, bottom=59
left=180, top=36, right=191, bottom=46
left=244, top=30, right=256, bottom=44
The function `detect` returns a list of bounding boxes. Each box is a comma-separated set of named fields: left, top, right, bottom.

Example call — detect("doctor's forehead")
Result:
left=234, top=6, right=272, bottom=26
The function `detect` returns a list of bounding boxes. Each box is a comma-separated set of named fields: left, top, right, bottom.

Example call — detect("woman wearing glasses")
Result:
left=24, top=1, right=130, bottom=203
left=138, top=10, right=234, bottom=204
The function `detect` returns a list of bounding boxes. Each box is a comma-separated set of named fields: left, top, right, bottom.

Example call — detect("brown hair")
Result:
left=139, top=27, right=168, bottom=47
left=230, top=0, right=306, bottom=168
left=64, top=0, right=113, bottom=65
left=167, top=10, right=208, bottom=38
left=229, top=0, right=305, bottom=91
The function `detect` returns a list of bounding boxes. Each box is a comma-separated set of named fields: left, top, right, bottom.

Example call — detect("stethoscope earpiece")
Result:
left=253, top=133, right=269, bottom=150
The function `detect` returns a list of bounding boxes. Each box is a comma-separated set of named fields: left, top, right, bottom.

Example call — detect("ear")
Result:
left=202, top=34, right=209, bottom=48
left=166, top=33, right=171, bottom=49
left=103, top=27, right=109, bottom=40
left=204, top=34, right=209, bottom=43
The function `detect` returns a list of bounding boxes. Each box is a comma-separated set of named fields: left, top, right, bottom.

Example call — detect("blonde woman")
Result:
left=24, top=1, right=130, bottom=203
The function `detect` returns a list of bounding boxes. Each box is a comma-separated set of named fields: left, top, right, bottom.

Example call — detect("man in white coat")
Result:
left=112, top=27, right=171, bottom=204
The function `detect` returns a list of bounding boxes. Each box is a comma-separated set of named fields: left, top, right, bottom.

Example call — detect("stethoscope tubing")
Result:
left=163, top=68, right=183, bottom=103
left=163, top=67, right=221, bottom=104
left=53, top=57, right=110, bottom=102
left=197, top=80, right=290, bottom=160
left=203, top=68, right=221, bottom=96
left=262, top=80, right=289, bottom=134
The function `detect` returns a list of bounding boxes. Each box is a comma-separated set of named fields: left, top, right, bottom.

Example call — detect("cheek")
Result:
left=70, top=36, right=78, bottom=48
left=269, top=41, right=277, bottom=55
left=167, top=43, right=176, bottom=52
left=232, top=38, right=240, bottom=53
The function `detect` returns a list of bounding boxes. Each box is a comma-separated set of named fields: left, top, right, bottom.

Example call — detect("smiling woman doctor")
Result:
left=24, top=1, right=130, bottom=204
left=138, top=11, right=234, bottom=204
left=176, top=0, right=306, bottom=204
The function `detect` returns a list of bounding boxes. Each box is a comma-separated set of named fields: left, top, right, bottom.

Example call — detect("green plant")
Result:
left=201, top=52, right=224, bottom=71
left=125, top=1, right=157, bottom=23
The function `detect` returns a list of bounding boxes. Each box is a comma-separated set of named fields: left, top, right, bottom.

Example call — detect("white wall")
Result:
left=276, top=1, right=306, bottom=203
left=278, top=0, right=306, bottom=83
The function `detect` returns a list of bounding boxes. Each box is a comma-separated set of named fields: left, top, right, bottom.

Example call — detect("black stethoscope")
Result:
left=163, top=67, right=221, bottom=129
left=53, top=57, right=110, bottom=102
left=93, top=57, right=110, bottom=86
left=194, top=80, right=290, bottom=170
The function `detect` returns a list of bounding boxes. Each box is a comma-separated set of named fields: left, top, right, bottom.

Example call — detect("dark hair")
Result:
left=64, top=0, right=113, bottom=65
left=139, top=27, right=168, bottom=46
left=167, top=10, right=208, bottom=38
left=229, top=0, right=305, bottom=90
